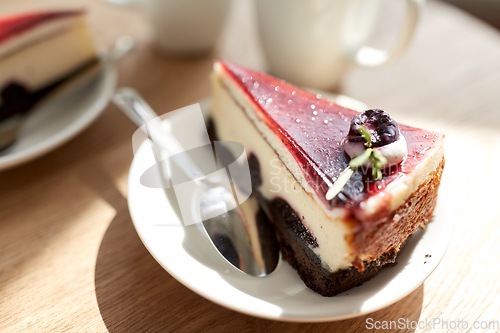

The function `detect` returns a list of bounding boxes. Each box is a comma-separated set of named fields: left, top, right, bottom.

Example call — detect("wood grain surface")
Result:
left=1, top=0, right=500, bottom=332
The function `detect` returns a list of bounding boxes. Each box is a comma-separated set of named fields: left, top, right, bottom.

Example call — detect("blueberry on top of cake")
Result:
left=210, top=60, right=444, bottom=296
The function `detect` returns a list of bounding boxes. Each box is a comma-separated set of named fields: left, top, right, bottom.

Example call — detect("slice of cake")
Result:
left=0, top=10, right=97, bottom=124
left=210, top=60, right=445, bottom=296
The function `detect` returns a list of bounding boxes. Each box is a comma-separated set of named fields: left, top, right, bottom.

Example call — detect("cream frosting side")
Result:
left=359, top=142, right=444, bottom=221
left=212, top=69, right=354, bottom=272
left=215, top=63, right=342, bottom=220
left=212, top=62, right=445, bottom=271
left=0, top=16, right=95, bottom=91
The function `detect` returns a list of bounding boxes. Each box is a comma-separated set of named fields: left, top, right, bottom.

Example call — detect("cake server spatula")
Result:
left=113, top=88, right=280, bottom=277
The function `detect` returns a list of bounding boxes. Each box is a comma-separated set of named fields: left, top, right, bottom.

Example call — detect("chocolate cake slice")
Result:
left=210, top=60, right=445, bottom=296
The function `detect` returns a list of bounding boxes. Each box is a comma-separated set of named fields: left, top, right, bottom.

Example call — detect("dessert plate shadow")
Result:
left=127, top=96, right=452, bottom=322
left=0, top=62, right=117, bottom=171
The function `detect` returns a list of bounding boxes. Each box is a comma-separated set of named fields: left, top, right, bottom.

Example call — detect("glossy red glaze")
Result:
left=0, top=10, right=83, bottom=45
left=219, top=60, right=443, bottom=209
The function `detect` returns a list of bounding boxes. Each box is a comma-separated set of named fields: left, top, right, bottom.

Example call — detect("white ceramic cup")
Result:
left=103, top=0, right=231, bottom=55
left=255, top=0, right=425, bottom=90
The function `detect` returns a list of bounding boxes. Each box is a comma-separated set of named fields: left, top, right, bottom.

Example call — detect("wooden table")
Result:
left=1, top=0, right=500, bottom=332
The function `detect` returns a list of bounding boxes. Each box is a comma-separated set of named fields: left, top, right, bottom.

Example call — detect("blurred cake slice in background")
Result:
left=0, top=10, right=97, bottom=126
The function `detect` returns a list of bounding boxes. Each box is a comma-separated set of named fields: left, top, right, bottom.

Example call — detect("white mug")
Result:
left=103, top=0, right=231, bottom=55
left=255, top=0, right=425, bottom=90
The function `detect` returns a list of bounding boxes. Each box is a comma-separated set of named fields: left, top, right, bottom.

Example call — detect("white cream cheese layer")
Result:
left=212, top=67, right=353, bottom=272
left=211, top=62, right=444, bottom=272
left=0, top=16, right=96, bottom=91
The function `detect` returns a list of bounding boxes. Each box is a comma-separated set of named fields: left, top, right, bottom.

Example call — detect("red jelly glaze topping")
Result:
left=219, top=60, right=443, bottom=210
left=0, top=10, right=84, bottom=45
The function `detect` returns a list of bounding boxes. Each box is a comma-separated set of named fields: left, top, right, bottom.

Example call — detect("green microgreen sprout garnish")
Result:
left=325, top=126, right=388, bottom=201
left=358, top=125, right=372, bottom=147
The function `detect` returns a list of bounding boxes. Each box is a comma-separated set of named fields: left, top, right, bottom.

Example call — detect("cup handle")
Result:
left=352, top=0, right=425, bottom=67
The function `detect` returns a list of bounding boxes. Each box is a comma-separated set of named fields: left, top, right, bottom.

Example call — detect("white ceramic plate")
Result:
left=127, top=98, right=451, bottom=322
left=0, top=63, right=116, bottom=171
